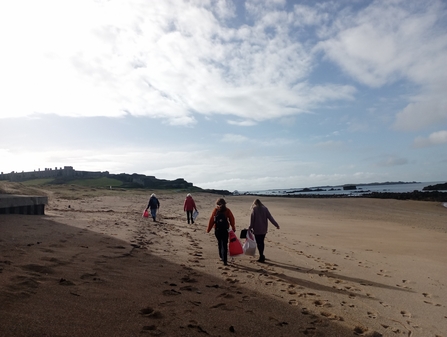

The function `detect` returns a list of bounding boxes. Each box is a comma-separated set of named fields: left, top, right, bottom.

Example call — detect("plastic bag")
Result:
left=192, top=210, right=199, bottom=220
left=228, top=230, right=244, bottom=256
left=142, top=209, right=149, bottom=218
left=240, top=228, right=247, bottom=239
left=243, top=230, right=257, bottom=256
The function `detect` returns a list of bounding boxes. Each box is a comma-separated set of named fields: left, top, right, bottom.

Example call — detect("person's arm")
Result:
left=267, top=209, right=279, bottom=229
left=183, top=199, right=187, bottom=212
left=157, top=199, right=160, bottom=209
left=193, top=200, right=197, bottom=211
left=207, top=209, right=216, bottom=233
left=227, top=209, right=236, bottom=232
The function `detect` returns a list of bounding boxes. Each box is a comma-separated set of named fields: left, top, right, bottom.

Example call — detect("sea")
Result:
left=243, top=181, right=446, bottom=197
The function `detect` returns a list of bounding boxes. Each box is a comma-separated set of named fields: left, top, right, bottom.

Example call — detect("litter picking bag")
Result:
left=243, top=230, right=257, bottom=256
left=143, top=209, right=149, bottom=218
left=228, top=230, right=243, bottom=256
left=192, top=210, right=199, bottom=220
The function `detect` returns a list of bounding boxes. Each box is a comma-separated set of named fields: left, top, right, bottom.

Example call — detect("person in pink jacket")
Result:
left=183, top=193, right=198, bottom=224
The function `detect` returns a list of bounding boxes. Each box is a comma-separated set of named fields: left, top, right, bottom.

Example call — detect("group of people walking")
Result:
left=145, top=193, right=279, bottom=265
left=206, top=197, right=280, bottom=265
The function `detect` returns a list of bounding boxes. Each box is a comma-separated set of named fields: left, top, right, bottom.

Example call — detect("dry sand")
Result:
left=1, top=185, right=446, bottom=337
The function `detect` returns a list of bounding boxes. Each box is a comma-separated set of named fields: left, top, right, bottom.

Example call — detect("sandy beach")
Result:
left=1, top=184, right=446, bottom=336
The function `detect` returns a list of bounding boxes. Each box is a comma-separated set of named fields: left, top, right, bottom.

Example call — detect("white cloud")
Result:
left=394, top=85, right=447, bottom=131
left=315, top=0, right=447, bottom=131
left=0, top=0, right=359, bottom=125
left=317, top=1, right=447, bottom=86
left=228, top=119, right=258, bottom=126
left=314, top=140, right=344, bottom=150
left=293, top=4, right=329, bottom=27
left=221, top=134, right=249, bottom=143
left=376, top=155, right=409, bottom=167
left=413, top=130, right=447, bottom=148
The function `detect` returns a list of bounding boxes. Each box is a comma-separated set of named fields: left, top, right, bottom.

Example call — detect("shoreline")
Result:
left=244, top=190, right=447, bottom=202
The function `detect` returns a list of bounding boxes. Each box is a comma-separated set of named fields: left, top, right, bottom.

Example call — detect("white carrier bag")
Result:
left=243, top=230, right=257, bottom=256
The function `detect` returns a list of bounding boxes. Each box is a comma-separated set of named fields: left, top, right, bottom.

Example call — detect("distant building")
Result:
left=0, top=166, right=107, bottom=182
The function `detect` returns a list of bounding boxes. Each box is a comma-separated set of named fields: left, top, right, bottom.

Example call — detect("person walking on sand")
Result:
left=207, top=198, right=236, bottom=266
left=183, top=193, right=198, bottom=224
left=145, top=193, right=160, bottom=222
left=248, top=199, right=279, bottom=263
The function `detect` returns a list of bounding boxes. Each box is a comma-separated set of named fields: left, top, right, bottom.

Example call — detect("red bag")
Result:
left=228, top=230, right=243, bottom=256
left=143, top=210, right=149, bottom=218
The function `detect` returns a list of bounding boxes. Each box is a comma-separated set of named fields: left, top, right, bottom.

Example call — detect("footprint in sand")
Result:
left=353, top=325, right=369, bottom=335
left=313, top=299, right=331, bottom=308
left=400, top=310, right=411, bottom=318
left=141, top=325, right=158, bottom=333
left=162, top=289, right=181, bottom=296
left=140, top=307, right=163, bottom=319
left=224, top=277, right=238, bottom=284
left=321, top=311, right=344, bottom=321
left=377, top=269, right=392, bottom=277
left=218, top=292, right=234, bottom=299
left=423, top=300, right=442, bottom=306
left=367, top=311, right=378, bottom=319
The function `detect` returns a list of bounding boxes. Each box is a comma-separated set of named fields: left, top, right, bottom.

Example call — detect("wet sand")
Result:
left=0, top=186, right=446, bottom=336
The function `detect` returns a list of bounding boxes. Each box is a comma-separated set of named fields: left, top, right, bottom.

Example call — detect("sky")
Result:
left=1, top=0, right=446, bottom=192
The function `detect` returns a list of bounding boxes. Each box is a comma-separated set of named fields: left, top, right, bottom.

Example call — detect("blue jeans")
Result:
left=150, top=208, right=157, bottom=220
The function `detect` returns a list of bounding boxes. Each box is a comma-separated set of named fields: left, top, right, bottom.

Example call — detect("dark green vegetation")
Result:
left=9, top=175, right=232, bottom=196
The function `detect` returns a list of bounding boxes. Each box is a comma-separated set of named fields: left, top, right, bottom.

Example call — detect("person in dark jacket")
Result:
left=248, top=199, right=279, bottom=263
left=207, top=198, right=236, bottom=266
left=183, top=193, right=198, bottom=224
left=145, top=193, right=160, bottom=222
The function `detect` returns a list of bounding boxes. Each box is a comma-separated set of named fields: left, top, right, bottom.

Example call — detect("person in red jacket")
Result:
left=183, top=193, right=198, bottom=224
left=207, top=198, right=236, bottom=266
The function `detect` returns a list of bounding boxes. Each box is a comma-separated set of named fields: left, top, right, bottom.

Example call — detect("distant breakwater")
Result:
left=246, top=190, right=447, bottom=202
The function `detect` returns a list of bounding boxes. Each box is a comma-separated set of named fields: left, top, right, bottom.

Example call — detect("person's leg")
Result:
left=215, top=230, right=228, bottom=265
left=186, top=210, right=192, bottom=224
left=151, top=208, right=157, bottom=221
left=221, top=231, right=229, bottom=265
left=215, top=231, right=223, bottom=260
left=255, top=234, right=266, bottom=262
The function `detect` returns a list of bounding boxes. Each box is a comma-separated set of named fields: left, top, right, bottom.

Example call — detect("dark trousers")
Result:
left=255, top=234, right=266, bottom=258
left=214, top=229, right=229, bottom=264
left=186, top=210, right=194, bottom=223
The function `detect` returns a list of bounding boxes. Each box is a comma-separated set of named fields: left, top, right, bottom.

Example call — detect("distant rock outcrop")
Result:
left=366, top=190, right=447, bottom=202
left=423, top=182, right=447, bottom=191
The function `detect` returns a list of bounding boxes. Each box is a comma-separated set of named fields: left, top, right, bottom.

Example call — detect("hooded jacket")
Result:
left=183, top=195, right=197, bottom=211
